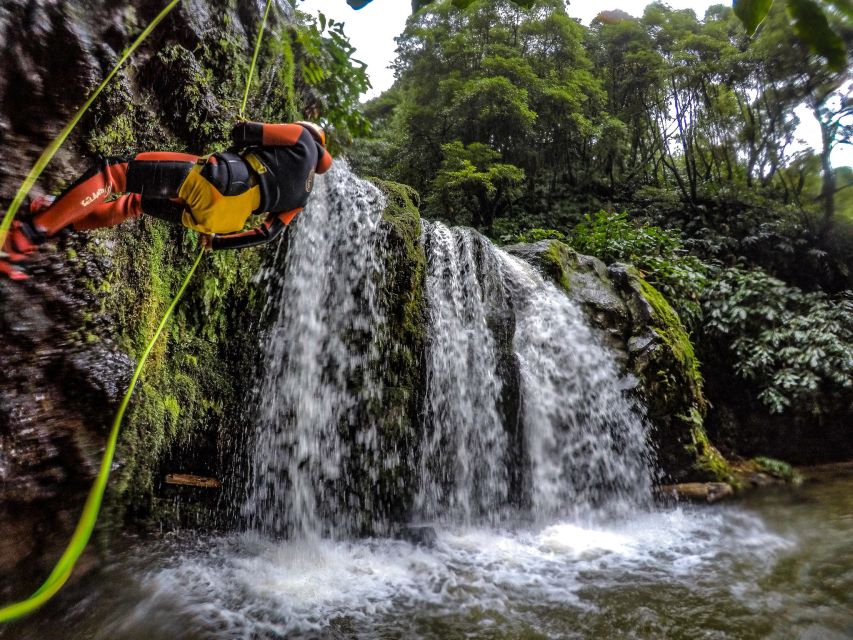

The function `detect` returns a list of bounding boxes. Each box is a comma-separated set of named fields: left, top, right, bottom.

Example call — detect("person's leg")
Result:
left=31, top=156, right=135, bottom=236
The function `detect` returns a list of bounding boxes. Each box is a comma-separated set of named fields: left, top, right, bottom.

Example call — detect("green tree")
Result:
left=429, top=140, right=526, bottom=229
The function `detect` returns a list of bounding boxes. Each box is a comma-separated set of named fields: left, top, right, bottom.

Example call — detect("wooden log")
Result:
left=165, top=473, right=221, bottom=489
left=657, top=482, right=733, bottom=503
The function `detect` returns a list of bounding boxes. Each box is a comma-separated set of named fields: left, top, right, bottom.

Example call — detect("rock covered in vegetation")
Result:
left=508, top=239, right=733, bottom=484
left=0, top=0, right=301, bottom=598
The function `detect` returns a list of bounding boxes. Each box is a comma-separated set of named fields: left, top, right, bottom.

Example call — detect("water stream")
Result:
left=4, top=166, right=851, bottom=639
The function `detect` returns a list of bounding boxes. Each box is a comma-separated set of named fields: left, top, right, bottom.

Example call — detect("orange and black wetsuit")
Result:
left=4, top=121, right=332, bottom=274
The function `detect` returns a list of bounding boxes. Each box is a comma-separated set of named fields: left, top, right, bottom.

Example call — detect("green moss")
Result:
left=751, top=456, right=801, bottom=482
left=540, top=241, right=572, bottom=291
left=637, top=277, right=705, bottom=409
left=356, top=178, right=428, bottom=529
left=684, top=407, right=739, bottom=486
left=371, top=178, right=427, bottom=351
left=76, top=215, right=262, bottom=531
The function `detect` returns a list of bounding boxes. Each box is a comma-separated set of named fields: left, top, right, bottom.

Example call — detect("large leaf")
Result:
left=733, top=0, right=775, bottom=34
left=451, top=0, right=478, bottom=9
left=787, top=0, right=847, bottom=71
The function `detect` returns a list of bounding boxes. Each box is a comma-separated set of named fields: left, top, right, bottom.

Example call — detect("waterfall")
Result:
left=500, top=250, right=653, bottom=517
left=416, top=223, right=509, bottom=523
left=242, top=162, right=388, bottom=538
left=418, top=221, right=653, bottom=522
left=243, top=165, right=651, bottom=538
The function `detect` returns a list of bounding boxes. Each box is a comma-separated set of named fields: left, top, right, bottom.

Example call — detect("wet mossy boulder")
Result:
left=365, top=178, right=427, bottom=529
left=510, top=240, right=733, bottom=484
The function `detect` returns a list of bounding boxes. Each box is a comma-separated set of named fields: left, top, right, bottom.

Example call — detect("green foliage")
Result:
left=703, top=267, right=852, bottom=413
left=733, top=0, right=850, bottom=70
left=752, top=455, right=799, bottom=480
left=293, top=10, right=371, bottom=146
left=786, top=0, right=848, bottom=70
left=428, top=140, right=525, bottom=230
left=510, top=228, right=566, bottom=244
left=570, top=211, right=711, bottom=329
left=734, top=0, right=775, bottom=33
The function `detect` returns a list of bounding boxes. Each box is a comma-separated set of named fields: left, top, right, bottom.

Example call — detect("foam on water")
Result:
left=93, top=508, right=792, bottom=639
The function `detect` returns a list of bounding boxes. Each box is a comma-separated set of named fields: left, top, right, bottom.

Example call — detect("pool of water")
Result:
left=5, top=467, right=852, bottom=640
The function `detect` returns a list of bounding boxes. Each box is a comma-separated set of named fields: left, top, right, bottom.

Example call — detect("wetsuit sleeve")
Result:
left=211, top=215, right=286, bottom=251
left=231, top=122, right=304, bottom=148
left=317, top=147, right=332, bottom=174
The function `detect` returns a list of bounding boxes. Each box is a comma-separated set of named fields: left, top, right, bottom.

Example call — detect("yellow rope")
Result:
left=240, top=0, right=275, bottom=119
left=0, top=247, right=205, bottom=623
left=0, top=0, right=183, bottom=249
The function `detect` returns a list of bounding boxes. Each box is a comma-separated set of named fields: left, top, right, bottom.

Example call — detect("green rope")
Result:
left=0, top=247, right=205, bottom=623
left=240, top=0, right=275, bottom=119
left=0, top=0, right=182, bottom=249
left=0, top=0, right=278, bottom=621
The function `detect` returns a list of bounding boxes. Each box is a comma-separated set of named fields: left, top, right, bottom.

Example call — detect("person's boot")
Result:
left=28, top=194, right=56, bottom=216
left=0, top=218, right=45, bottom=281
left=5, top=220, right=41, bottom=255
left=0, top=252, right=28, bottom=280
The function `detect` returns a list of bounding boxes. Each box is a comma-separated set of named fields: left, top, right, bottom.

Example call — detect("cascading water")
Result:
left=417, top=221, right=652, bottom=523
left=416, top=223, right=509, bottom=522
left=501, top=249, right=654, bottom=518
left=244, top=172, right=652, bottom=535
left=242, top=161, right=388, bottom=539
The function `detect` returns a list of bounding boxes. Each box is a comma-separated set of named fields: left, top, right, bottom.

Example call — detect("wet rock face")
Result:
left=0, top=0, right=299, bottom=199
left=0, top=0, right=298, bottom=596
left=0, top=248, right=133, bottom=599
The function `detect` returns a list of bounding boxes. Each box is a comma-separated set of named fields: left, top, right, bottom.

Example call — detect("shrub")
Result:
left=570, top=211, right=711, bottom=328
left=702, top=267, right=852, bottom=414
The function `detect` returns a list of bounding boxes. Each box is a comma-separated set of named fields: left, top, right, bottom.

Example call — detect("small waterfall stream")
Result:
left=242, top=162, right=388, bottom=539
left=417, top=223, right=508, bottom=522
left=417, top=221, right=652, bottom=523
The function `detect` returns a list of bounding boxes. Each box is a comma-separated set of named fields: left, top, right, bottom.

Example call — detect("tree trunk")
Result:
left=816, top=107, right=836, bottom=243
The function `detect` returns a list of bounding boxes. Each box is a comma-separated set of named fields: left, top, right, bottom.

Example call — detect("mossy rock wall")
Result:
left=361, top=178, right=426, bottom=532
left=0, top=0, right=315, bottom=593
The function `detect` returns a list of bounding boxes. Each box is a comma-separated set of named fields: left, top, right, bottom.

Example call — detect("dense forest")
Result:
left=336, top=0, right=853, bottom=460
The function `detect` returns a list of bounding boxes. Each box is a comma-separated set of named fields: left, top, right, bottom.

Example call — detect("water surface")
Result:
left=7, top=468, right=852, bottom=640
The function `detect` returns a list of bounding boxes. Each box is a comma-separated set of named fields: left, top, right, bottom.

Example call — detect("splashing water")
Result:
left=242, top=161, right=388, bottom=539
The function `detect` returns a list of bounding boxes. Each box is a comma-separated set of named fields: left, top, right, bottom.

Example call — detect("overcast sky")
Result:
left=297, top=0, right=851, bottom=166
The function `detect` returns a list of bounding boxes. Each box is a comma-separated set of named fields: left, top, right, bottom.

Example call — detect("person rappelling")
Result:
left=0, top=120, right=332, bottom=280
